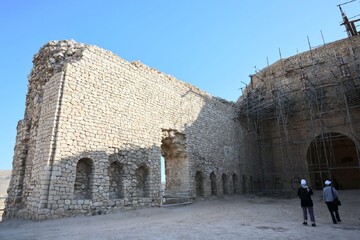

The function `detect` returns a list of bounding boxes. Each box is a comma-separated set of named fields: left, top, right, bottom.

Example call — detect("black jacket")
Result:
left=298, top=187, right=314, bottom=207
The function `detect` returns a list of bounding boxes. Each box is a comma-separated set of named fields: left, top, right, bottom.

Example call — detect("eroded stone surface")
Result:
left=4, top=40, right=241, bottom=220
left=5, top=35, right=360, bottom=221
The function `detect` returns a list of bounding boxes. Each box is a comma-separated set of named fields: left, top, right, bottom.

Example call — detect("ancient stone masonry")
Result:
left=4, top=40, right=242, bottom=220
left=5, top=35, right=360, bottom=221
left=238, top=36, right=360, bottom=193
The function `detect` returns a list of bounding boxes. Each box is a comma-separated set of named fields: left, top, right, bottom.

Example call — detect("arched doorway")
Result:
left=74, top=158, right=93, bottom=199
left=232, top=173, right=238, bottom=194
left=210, top=172, right=217, bottom=196
left=161, top=129, right=188, bottom=193
left=222, top=173, right=229, bottom=195
left=135, top=165, right=149, bottom=197
left=108, top=161, right=124, bottom=199
left=307, top=132, right=360, bottom=189
left=195, top=171, right=204, bottom=197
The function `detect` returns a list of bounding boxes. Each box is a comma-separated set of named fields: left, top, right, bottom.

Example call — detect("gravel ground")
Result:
left=0, top=189, right=359, bottom=240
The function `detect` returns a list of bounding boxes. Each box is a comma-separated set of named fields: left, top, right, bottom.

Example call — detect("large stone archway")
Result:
left=307, top=132, right=360, bottom=189
left=161, top=129, right=189, bottom=193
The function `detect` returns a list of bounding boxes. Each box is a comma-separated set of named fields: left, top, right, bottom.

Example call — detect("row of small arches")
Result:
left=74, top=158, right=150, bottom=199
left=195, top=171, right=239, bottom=197
left=74, top=158, right=242, bottom=200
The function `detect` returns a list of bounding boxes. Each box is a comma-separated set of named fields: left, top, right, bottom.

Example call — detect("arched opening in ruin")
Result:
left=210, top=172, right=217, bottom=196
left=222, top=173, right=229, bottom=195
left=307, top=132, right=360, bottom=190
left=74, top=158, right=93, bottom=199
left=249, top=176, right=254, bottom=193
left=160, top=156, right=165, bottom=190
left=108, top=162, right=124, bottom=199
left=135, top=165, right=149, bottom=197
left=242, top=175, right=246, bottom=194
left=195, top=171, right=204, bottom=197
left=232, top=173, right=238, bottom=194
left=161, top=130, right=189, bottom=193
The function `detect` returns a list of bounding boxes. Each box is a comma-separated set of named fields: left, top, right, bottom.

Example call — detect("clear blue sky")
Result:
left=0, top=0, right=357, bottom=170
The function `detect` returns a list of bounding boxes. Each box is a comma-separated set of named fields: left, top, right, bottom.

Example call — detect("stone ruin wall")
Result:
left=5, top=41, right=86, bottom=220
left=4, top=40, right=243, bottom=220
left=239, top=36, right=360, bottom=192
left=6, top=36, right=360, bottom=221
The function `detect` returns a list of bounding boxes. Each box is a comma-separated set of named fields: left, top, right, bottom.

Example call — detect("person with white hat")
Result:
left=297, top=179, right=316, bottom=226
left=323, top=180, right=342, bottom=224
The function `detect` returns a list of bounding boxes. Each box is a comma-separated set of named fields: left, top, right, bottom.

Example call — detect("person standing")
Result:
left=323, top=180, right=342, bottom=224
left=298, top=179, right=316, bottom=226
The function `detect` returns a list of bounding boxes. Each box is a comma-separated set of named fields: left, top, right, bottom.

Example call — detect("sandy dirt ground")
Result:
left=0, top=189, right=359, bottom=240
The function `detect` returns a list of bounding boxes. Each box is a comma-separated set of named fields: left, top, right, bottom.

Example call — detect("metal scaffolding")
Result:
left=238, top=39, right=360, bottom=194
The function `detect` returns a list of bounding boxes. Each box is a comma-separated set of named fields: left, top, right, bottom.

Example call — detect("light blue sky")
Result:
left=0, top=0, right=357, bottom=170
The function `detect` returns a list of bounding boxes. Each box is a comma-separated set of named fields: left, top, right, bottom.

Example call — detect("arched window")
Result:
left=232, top=173, right=238, bottom=194
left=222, top=173, right=229, bottom=195
left=242, top=175, right=246, bottom=194
left=210, top=172, right=217, bottom=196
left=108, top=162, right=124, bottom=199
left=135, top=165, right=149, bottom=197
left=195, top=171, right=204, bottom=197
left=74, top=158, right=93, bottom=199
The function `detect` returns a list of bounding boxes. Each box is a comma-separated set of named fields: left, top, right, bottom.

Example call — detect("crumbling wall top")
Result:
left=24, top=40, right=86, bottom=124
left=30, top=39, right=85, bottom=81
